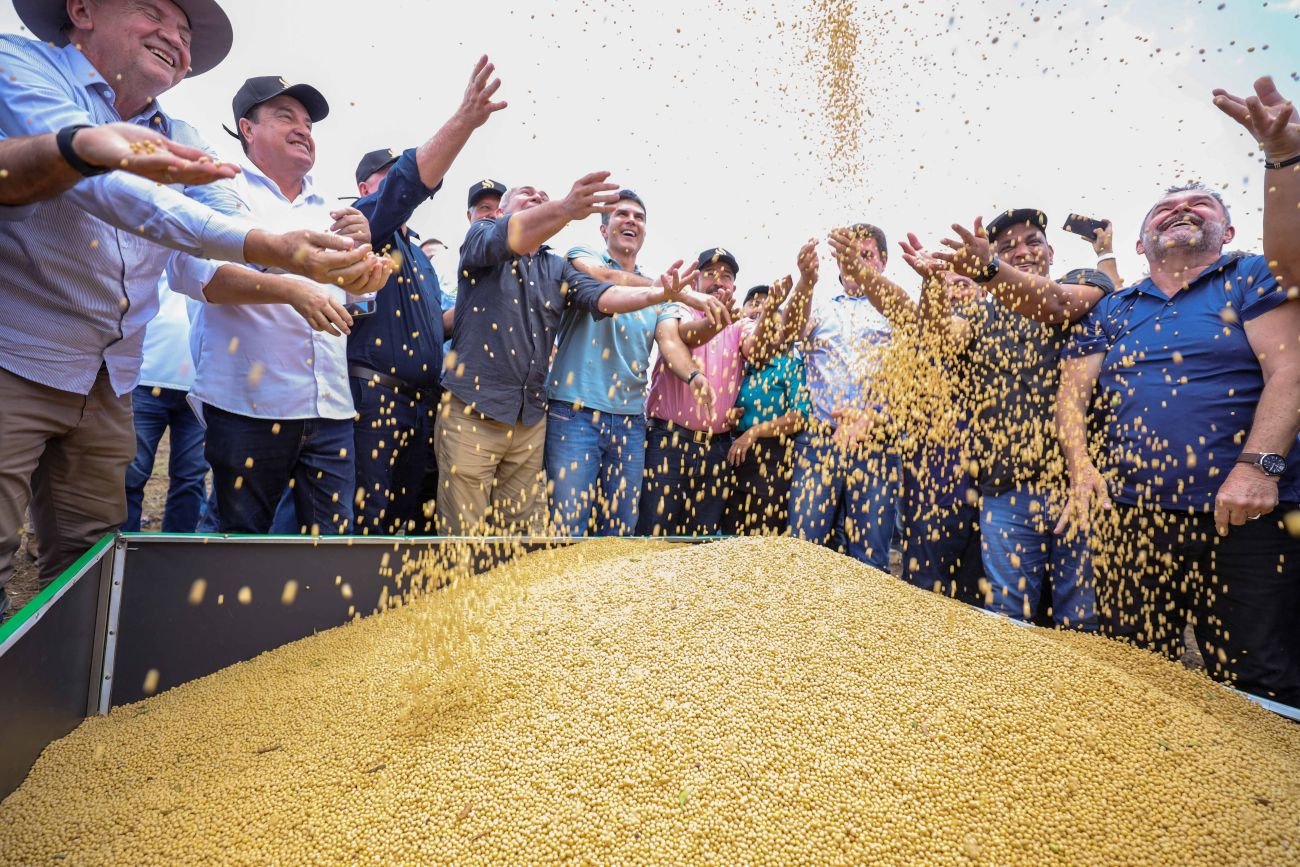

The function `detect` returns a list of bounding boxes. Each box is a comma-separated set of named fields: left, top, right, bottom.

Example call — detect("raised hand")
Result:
left=935, top=217, right=994, bottom=280
left=561, top=171, right=620, bottom=222
left=796, top=238, right=819, bottom=284
left=457, top=55, right=508, bottom=129
left=74, top=122, right=240, bottom=186
left=1091, top=221, right=1115, bottom=256
left=658, top=259, right=699, bottom=300
left=767, top=274, right=794, bottom=309
left=1213, top=76, right=1300, bottom=161
left=898, top=232, right=949, bottom=280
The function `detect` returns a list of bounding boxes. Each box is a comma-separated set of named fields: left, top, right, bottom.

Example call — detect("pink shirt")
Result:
left=645, top=306, right=751, bottom=433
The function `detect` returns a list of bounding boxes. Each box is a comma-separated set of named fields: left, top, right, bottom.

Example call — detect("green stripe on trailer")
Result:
left=0, top=534, right=115, bottom=651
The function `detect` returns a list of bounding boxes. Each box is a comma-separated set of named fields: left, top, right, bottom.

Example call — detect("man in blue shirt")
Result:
left=1055, top=77, right=1300, bottom=705
left=0, top=0, right=387, bottom=620
left=547, top=190, right=714, bottom=536
left=348, top=58, right=505, bottom=536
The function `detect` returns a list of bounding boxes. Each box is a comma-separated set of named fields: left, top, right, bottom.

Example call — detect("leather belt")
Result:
left=646, top=416, right=727, bottom=445
left=348, top=364, right=430, bottom=400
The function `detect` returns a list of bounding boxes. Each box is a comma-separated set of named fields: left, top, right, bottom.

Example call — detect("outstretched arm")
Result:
left=1214, top=76, right=1300, bottom=292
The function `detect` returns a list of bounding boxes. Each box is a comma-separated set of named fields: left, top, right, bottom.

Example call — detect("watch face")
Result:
left=1261, top=454, right=1287, bottom=476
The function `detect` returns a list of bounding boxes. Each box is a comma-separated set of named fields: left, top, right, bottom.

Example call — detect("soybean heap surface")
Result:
left=2, top=537, right=1298, bottom=865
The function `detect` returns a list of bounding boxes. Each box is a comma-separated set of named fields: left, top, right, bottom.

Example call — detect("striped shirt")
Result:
left=0, top=36, right=251, bottom=396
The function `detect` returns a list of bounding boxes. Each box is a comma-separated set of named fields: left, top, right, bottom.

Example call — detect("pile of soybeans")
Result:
left=2, top=537, right=1298, bottom=865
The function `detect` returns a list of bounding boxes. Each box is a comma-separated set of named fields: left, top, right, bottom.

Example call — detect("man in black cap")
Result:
left=347, top=57, right=505, bottom=536
left=171, top=73, right=389, bottom=536
left=0, top=0, right=387, bottom=619
left=468, top=178, right=508, bottom=223
left=906, top=208, right=1113, bottom=629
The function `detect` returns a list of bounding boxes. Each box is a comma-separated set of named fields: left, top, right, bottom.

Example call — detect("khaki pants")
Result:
left=0, top=366, right=135, bottom=610
left=434, top=393, right=547, bottom=536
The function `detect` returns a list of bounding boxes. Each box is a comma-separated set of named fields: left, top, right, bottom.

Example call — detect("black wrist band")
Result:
left=56, top=124, right=109, bottom=177
left=1263, top=153, right=1300, bottom=170
left=687, top=370, right=702, bottom=384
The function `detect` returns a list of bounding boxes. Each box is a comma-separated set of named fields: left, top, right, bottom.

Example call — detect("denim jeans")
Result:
left=788, top=431, right=899, bottom=571
left=544, top=403, right=646, bottom=537
left=635, top=421, right=733, bottom=537
left=980, top=484, right=1097, bottom=629
left=203, top=405, right=355, bottom=535
left=124, top=386, right=207, bottom=532
left=351, top=378, right=438, bottom=535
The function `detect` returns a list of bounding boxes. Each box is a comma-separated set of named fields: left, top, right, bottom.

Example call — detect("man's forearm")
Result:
left=988, top=268, right=1096, bottom=325
left=0, top=133, right=82, bottom=204
left=505, top=200, right=573, bottom=255
left=199, top=264, right=307, bottom=306
left=779, top=276, right=816, bottom=344
left=414, top=115, right=475, bottom=192
left=597, top=284, right=668, bottom=314
left=749, top=411, right=805, bottom=440
left=656, top=321, right=701, bottom=381
left=1263, top=161, right=1300, bottom=291
left=571, top=258, right=655, bottom=288
left=1055, top=353, right=1104, bottom=475
left=679, top=317, right=723, bottom=348
left=850, top=271, right=917, bottom=326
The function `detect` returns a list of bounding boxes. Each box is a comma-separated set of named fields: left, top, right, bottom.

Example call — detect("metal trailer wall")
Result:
left=0, top=533, right=570, bottom=801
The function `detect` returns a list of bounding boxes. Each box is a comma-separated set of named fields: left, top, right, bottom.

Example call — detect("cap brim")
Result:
left=15, top=0, right=233, bottom=77
left=279, top=83, right=330, bottom=123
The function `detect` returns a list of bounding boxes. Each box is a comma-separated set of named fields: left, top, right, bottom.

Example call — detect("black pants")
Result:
left=899, top=499, right=984, bottom=606
left=722, top=436, right=793, bottom=536
left=635, top=422, right=732, bottom=537
left=1093, top=503, right=1300, bottom=705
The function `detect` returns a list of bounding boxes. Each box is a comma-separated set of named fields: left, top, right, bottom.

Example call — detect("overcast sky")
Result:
left=3, top=0, right=1297, bottom=293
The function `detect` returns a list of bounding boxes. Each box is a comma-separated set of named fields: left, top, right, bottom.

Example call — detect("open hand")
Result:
left=74, top=122, right=240, bottom=186
left=1213, top=76, right=1300, bottom=161
left=935, top=218, right=994, bottom=280
left=456, top=55, right=508, bottom=129
left=1053, top=464, right=1112, bottom=536
left=898, top=232, right=950, bottom=280
left=329, top=206, right=371, bottom=246
left=561, top=171, right=620, bottom=221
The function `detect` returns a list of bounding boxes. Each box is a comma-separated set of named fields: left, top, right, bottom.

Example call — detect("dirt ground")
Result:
left=2, top=439, right=1206, bottom=670
left=8, top=434, right=173, bottom=613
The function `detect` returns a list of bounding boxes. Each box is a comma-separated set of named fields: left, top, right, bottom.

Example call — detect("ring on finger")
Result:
left=1248, top=514, right=1262, bottom=520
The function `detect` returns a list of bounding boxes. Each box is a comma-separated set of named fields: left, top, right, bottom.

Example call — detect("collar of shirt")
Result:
left=1123, top=254, right=1237, bottom=301
left=236, top=157, right=324, bottom=207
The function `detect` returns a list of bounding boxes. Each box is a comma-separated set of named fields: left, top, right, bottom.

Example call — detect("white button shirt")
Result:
left=172, top=159, right=354, bottom=421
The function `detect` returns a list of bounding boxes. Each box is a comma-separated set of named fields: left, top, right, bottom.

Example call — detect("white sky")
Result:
left=3, top=0, right=1296, bottom=293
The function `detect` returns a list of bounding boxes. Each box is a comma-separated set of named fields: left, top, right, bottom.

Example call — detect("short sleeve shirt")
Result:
left=547, top=245, right=661, bottom=415
left=735, top=350, right=811, bottom=432
left=1063, top=253, right=1300, bottom=510
left=645, top=307, right=751, bottom=434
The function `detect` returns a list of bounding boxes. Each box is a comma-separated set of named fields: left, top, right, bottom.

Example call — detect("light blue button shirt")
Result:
left=172, top=159, right=354, bottom=422
left=801, top=293, right=893, bottom=424
left=0, top=36, right=252, bottom=396
left=547, top=245, right=660, bottom=415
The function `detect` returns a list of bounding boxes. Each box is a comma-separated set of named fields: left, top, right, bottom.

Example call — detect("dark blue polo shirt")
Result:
left=445, top=214, right=612, bottom=426
left=1064, top=253, right=1300, bottom=511
left=346, top=148, right=444, bottom=389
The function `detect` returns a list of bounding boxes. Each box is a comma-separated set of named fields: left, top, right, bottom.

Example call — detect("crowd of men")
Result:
left=0, top=0, right=1297, bottom=707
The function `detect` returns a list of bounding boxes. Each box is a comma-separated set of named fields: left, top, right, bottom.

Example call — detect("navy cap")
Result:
left=1060, top=268, right=1115, bottom=294
left=225, top=76, right=329, bottom=139
left=986, top=208, right=1048, bottom=242
left=355, top=148, right=401, bottom=186
left=743, top=285, right=770, bottom=305
left=697, top=247, right=740, bottom=276
left=468, top=178, right=508, bottom=209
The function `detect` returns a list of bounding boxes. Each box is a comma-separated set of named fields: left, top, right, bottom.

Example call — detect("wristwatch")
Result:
left=972, top=256, right=1001, bottom=285
left=56, top=124, right=109, bottom=177
left=1236, top=452, right=1287, bottom=477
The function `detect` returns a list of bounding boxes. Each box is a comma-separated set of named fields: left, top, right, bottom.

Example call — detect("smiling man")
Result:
left=0, top=0, right=387, bottom=621
left=1053, top=76, right=1300, bottom=704
left=170, top=75, right=381, bottom=535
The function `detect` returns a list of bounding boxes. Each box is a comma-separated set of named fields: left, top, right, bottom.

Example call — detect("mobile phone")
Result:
left=1063, top=214, right=1109, bottom=243
left=345, top=298, right=376, bottom=318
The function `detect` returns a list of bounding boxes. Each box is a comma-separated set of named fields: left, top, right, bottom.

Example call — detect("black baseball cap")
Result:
left=1060, top=268, right=1116, bottom=294
left=468, top=179, right=508, bottom=209
left=743, top=285, right=770, bottom=305
left=697, top=247, right=740, bottom=276
left=986, top=208, right=1048, bottom=242
left=225, top=76, right=329, bottom=139
left=355, top=148, right=401, bottom=185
